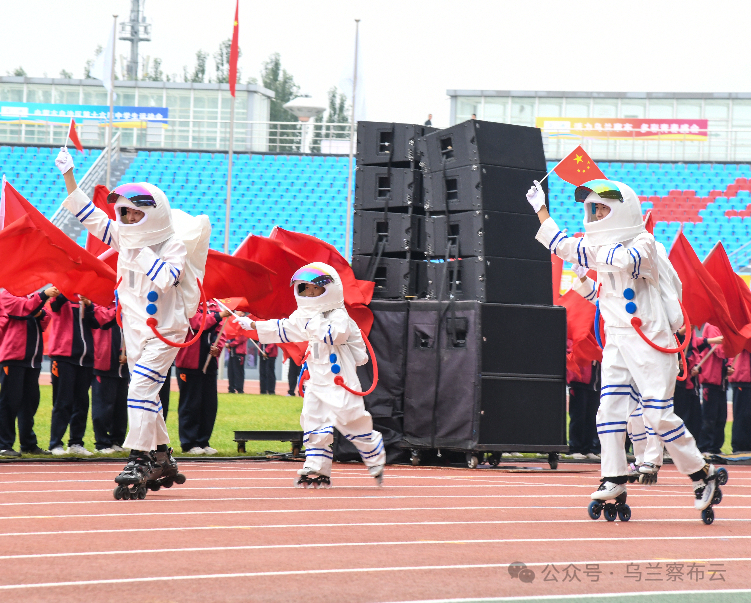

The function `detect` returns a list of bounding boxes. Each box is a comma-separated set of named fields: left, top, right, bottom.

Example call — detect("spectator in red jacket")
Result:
left=0, top=287, right=57, bottom=457
left=696, top=324, right=730, bottom=455
left=729, top=349, right=751, bottom=453
left=566, top=339, right=600, bottom=460
left=175, top=301, right=229, bottom=454
left=91, top=303, right=128, bottom=454
left=259, top=342, right=278, bottom=395
left=674, top=326, right=703, bottom=444
left=47, top=293, right=101, bottom=456
left=226, top=316, right=248, bottom=394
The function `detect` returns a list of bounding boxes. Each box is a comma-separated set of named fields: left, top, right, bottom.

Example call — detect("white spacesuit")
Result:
left=56, top=148, right=209, bottom=490
left=527, top=178, right=720, bottom=512
left=240, top=262, right=385, bottom=486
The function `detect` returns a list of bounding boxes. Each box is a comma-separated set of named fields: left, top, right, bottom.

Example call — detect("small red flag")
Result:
left=643, top=209, right=656, bottom=235
left=551, top=253, right=563, bottom=302
left=67, top=118, right=84, bottom=153
left=229, top=0, right=239, bottom=97
left=553, top=145, right=607, bottom=186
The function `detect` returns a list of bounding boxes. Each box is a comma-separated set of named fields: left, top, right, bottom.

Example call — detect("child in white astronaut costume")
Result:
left=526, top=178, right=723, bottom=514
left=235, top=262, right=385, bottom=487
left=55, top=148, right=209, bottom=491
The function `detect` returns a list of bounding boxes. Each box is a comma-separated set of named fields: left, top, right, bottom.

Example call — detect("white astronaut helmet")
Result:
left=575, top=179, right=645, bottom=246
left=107, top=182, right=175, bottom=249
left=290, top=262, right=345, bottom=316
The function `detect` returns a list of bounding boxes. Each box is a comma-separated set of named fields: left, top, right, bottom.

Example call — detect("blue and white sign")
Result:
left=0, top=102, right=168, bottom=125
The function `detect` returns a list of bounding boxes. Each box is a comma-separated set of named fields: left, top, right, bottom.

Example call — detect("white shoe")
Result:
left=67, top=445, right=93, bottom=456
left=50, top=446, right=68, bottom=456
left=187, top=447, right=205, bottom=455
left=97, top=448, right=115, bottom=455
left=368, top=463, right=385, bottom=486
left=571, top=453, right=587, bottom=460
left=112, top=445, right=125, bottom=452
left=694, top=464, right=718, bottom=510
left=587, top=453, right=601, bottom=461
left=203, top=446, right=218, bottom=455
left=297, top=466, right=317, bottom=476
left=591, top=480, right=627, bottom=501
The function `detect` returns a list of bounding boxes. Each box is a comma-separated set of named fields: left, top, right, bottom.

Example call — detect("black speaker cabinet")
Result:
left=353, top=211, right=426, bottom=255
left=402, top=300, right=567, bottom=451
left=425, top=257, right=552, bottom=306
left=357, top=122, right=437, bottom=166
left=423, top=164, right=547, bottom=213
left=352, top=255, right=428, bottom=299
left=355, top=166, right=423, bottom=211
left=425, top=210, right=550, bottom=260
left=417, top=119, right=546, bottom=172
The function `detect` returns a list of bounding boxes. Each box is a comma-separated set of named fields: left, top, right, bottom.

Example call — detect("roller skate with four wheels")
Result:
left=637, top=462, right=659, bottom=485
left=588, top=479, right=631, bottom=522
left=113, top=453, right=161, bottom=500
left=147, top=448, right=187, bottom=492
left=368, top=463, right=385, bottom=487
left=693, top=464, right=728, bottom=525
left=295, top=467, right=331, bottom=489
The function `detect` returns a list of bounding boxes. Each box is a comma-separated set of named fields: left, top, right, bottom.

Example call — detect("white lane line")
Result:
left=2, top=516, right=750, bottom=538
left=2, top=534, right=751, bottom=561
left=2, top=504, right=751, bottom=521
left=385, top=589, right=751, bottom=603
left=2, top=557, right=751, bottom=591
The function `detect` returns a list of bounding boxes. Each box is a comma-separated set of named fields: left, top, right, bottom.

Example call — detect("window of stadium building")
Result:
left=456, top=97, right=481, bottom=122
left=510, top=98, right=535, bottom=126
left=483, top=98, right=507, bottom=122
left=564, top=100, right=590, bottom=118
left=592, top=100, right=618, bottom=118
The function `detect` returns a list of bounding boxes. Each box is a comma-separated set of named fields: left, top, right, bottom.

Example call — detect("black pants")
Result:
left=177, top=369, right=218, bottom=451
left=674, top=384, right=702, bottom=445
left=698, top=385, right=727, bottom=454
left=732, top=385, right=751, bottom=452
left=50, top=361, right=93, bottom=450
left=91, top=374, right=128, bottom=450
left=160, top=365, right=172, bottom=421
left=288, top=361, right=302, bottom=396
left=568, top=385, right=600, bottom=455
left=0, top=365, right=41, bottom=451
left=259, top=356, right=276, bottom=394
left=228, top=352, right=245, bottom=393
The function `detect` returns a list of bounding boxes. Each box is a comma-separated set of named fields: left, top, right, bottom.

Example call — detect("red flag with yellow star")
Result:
left=553, top=145, right=606, bottom=186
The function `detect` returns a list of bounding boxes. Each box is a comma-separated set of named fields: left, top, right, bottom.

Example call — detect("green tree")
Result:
left=144, top=58, right=164, bottom=81
left=59, top=69, right=73, bottom=79
left=9, top=67, right=26, bottom=76
left=260, top=53, right=300, bottom=122
left=183, top=50, right=208, bottom=83
left=84, top=45, right=102, bottom=79
left=214, top=38, right=241, bottom=84
left=311, top=87, right=350, bottom=153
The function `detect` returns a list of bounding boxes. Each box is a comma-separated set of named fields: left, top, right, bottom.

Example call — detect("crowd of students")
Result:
left=567, top=323, right=751, bottom=459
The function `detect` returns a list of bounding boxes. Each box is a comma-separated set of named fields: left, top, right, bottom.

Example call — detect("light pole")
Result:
left=283, top=98, right=326, bottom=154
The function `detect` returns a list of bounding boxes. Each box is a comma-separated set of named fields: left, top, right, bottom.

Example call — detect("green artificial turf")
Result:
left=9, top=385, right=303, bottom=458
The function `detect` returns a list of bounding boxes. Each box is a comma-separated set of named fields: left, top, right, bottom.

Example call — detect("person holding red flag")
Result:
left=696, top=324, right=732, bottom=456
left=728, top=349, right=751, bottom=452
left=527, top=177, right=725, bottom=522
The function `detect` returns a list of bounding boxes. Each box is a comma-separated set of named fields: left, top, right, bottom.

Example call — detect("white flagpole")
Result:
left=106, top=14, right=117, bottom=189
left=225, top=95, right=235, bottom=254
left=344, top=18, right=360, bottom=262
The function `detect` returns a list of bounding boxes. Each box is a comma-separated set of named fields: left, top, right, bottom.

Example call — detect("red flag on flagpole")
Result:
left=643, top=209, right=656, bottom=235
left=229, top=0, right=239, bottom=98
left=553, top=145, right=607, bottom=186
left=67, top=119, right=84, bottom=152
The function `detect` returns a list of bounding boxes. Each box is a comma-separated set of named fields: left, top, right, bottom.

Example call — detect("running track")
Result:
left=0, top=460, right=749, bottom=603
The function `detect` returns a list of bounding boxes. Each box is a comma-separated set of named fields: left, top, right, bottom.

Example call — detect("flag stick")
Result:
left=203, top=320, right=228, bottom=374
left=694, top=344, right=720, bottom=370
left=539, top=151, right=573, bottom=184
left=106, top=14, right=117, bottom=189
left=344, top=18, right=360, bottom=262
left=212, top=298, right=264, bottom=355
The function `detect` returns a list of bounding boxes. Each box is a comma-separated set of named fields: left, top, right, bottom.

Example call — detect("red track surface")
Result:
left=0, top=460, right=749, bottom=602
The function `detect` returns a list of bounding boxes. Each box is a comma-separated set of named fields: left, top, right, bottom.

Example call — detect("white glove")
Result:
left=526, top=179, right=545, bottom=213
left=233, top=316, right=254, bottom=331
left=572, top=264, right=588, bottom=279
left=55, top=147, right=74, bottom=174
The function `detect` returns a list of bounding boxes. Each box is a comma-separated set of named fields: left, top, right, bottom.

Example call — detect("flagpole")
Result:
left=106, top=14, right=117, bottom=189
left=344, top=18, right=360, bottom=263
left=225, top=96, right=235, bottom=254
left=539, top=151, right=570, bottom=184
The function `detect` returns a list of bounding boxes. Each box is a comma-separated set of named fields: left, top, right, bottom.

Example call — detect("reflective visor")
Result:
left=290, top=266, right=335, bottom=288
left=574, top=179, right=624, bottom=203
left=107, top=183, right=157, bottom=207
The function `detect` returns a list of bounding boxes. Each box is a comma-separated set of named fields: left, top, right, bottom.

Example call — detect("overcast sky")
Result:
left=2, top=0, right=750, bottom=126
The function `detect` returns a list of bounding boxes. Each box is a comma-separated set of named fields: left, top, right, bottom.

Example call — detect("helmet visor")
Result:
left=574, top=180, right=623, bottom=204
left=107, top=183, right=157, bottom=207
left=290, top=266, right=335, bottom=288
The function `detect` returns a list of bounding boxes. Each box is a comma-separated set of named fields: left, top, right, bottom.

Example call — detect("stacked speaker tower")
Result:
left=347, top=120, right=568, bottom=468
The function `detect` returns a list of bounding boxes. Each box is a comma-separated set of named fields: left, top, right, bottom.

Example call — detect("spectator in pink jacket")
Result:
left=728, top=349, right=751, bottom=453
left=226, top=320, right=248, bottom=394
left=0, top=287, right=57, bottom=457
left=175, top=301, right=229, bottom=454
left=259, top=343, right=278, bottom=395
left=696, top=324, right=730, bottom=455
left=674, top=326, right=704, bottom=445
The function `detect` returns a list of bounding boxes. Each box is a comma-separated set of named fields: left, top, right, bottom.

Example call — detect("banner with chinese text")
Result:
left=0, top=102, right=168, bottom=129
left=536, top=117, right=708, bottom=140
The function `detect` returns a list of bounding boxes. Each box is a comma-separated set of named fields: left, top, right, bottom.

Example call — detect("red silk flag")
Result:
left=85, top=185, right=115, bottom=258
left=669, top=232, right=747, bottom=357
left=643, top=209, right=656, bottom=235
left=0, top=175, right=30, bottom=229
left=553, top=145, right=607, bottom=186
left=67, top=118, right=84, bottom=152
left=557, top=289, right=602, bottom=370
left=0, top=182, right=116, bottom=305
left=203, top=249, right=275, bottom=304
left=551, top=253, right=563, bottom=302
left=229, top=0, right=239, bottom=97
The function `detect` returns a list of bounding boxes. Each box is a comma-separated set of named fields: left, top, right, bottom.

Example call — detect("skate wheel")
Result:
left=548, top=452, right=558, bottom=470
left=411, top=450, right=420, bottom=466
left=629, top=475, right=637, bottom=484
left=588, top=500, right=602, bottom=520
left=712, top=488, right=723, bottom=506
left=466, top=453, right=479, bottom=469
left=148, top=482, right=161, bottom=491
left=716, top=468, right=728, bottom=486
left=490, top=453, right=500, bottom=467
left=121, top=488, right=131, bottom=500
left=113, top=486, right=123, bottom=500
left=162, top=479, right=174, bottom=488
left=174, top=473, right=186, bottom=485
left=618, top=504, right=631, bottom=522
left=702, top=507, right=715, bottom=525
left=137, top=486, right=147, bottom=500
left=604, top=503, right=618, bottom=522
